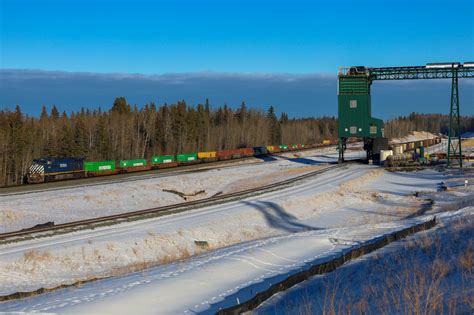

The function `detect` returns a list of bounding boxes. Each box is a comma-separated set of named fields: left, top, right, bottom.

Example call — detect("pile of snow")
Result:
left=390, top=131, right=440, bottom=145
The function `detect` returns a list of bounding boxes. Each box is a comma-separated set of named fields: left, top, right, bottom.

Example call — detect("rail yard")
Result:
left=1, top=136, right=473, bottom=314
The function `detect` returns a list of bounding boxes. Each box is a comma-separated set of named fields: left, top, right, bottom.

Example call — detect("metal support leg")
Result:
left=363, top=137, right=373, bottom=162
left=338, top=138, right=346, bottom=163
left=447, top=71, right=462, bottom=168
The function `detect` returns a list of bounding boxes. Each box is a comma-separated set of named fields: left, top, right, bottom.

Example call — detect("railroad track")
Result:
left=0, top=162, right=351, bottom=244
left=0, top=146, right=336, bottom=198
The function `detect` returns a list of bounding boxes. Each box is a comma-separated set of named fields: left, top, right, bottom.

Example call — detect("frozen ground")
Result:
left=1, top=162, right=472, bottom=314
left=0, top=146, right=362, bottom=233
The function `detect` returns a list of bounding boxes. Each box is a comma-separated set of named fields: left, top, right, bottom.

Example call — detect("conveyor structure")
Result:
left=337, top=62, right=474, bottom=167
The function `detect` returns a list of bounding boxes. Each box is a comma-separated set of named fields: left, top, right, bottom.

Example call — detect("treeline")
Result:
left=384, top=112, right=474, bottom=139
left=0, top=98, right=337, bottom=186
left=0, top=98, right=472, bottom=186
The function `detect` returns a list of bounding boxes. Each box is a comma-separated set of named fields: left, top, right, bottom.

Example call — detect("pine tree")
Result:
left=40, top=106, right=48, bottom=120
left=51, top=105, right=59, bottom=120
left=267, top=106, right=281, bottom=144
left=111, top=97, right=131, bottom=114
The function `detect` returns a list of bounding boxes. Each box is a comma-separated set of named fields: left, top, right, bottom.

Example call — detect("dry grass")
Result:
left=462, top=138, right=474, bottom=148
left=275, top=215, right=474, bottom=315
left=23, top=250, right=53, bottom=262
left=0, top=209, right=23, bottom=225
left=339, top=169, right=383, bottom=192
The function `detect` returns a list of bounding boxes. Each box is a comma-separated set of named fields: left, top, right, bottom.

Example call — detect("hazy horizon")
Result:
left=1, top=68, right=473, bottom=119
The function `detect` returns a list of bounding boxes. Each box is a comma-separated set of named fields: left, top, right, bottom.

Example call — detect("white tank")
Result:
left=380, top=150, right=393, bottom=162
left=393, top=146, right=403, bottom=155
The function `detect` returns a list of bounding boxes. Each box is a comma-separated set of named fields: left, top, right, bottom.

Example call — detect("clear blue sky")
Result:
left=1, top=0, right=473, bottom=74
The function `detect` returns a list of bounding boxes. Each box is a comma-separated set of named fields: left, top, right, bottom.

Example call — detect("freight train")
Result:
left=26, top=142, right=332, bottom=184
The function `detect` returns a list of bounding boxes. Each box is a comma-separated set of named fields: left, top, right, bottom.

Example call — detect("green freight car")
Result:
left=152, top=155, right=175, bottom=164
left=279, top=144, right=289, bottom=150
left=84, top=160, right=116, bottom=172
left=177, top=153, right=198, bottom=162
left=120, top=159, right=147, bottom=167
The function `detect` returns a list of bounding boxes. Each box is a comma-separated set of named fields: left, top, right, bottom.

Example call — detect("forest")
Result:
left=1, top=97, right=473, bottom=186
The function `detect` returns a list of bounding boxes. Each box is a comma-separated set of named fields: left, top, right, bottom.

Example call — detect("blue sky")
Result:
left=0, top=0, right=473, bottom=117
left=1, top=0, right=473, bottom=73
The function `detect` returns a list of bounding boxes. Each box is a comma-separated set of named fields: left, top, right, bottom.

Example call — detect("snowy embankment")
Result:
left=2, top=163, right=471, bottom=314
left=255, top=207, right=473, bottom=315
left=0, top=146, right=357, bottom=233
left=254, top=169, right=474, bottom=315
left=1, top=215, right=441, bottom=314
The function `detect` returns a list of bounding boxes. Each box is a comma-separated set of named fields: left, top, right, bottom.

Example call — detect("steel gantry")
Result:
left=337, top=62, right=474, bottom=167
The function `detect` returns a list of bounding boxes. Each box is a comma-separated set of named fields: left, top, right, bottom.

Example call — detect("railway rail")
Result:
left=0, top=162, right=351, bottom=244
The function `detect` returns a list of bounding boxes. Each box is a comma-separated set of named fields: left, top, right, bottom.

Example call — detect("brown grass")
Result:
left=462, top=138, right=474, bottom=148
left=284, top=215, right=473, bottom=315
left=23, top=250, right=53, bottom=264
left=0, top=209, right=23, bottom=225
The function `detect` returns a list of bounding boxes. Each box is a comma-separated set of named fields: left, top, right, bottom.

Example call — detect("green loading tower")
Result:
left=338, top=67, right=384, bottom=162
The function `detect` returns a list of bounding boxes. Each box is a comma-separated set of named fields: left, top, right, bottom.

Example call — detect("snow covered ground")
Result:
left=2, top=161, right=472, bottom=314
left=0, top=215, right=444, bottom=314
left=1, top=141, right=470, bottom=314
left=0, top=146, right=360, bottom=233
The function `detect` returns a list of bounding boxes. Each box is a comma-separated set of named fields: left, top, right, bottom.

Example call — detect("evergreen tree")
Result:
left=111, top=97, right=131, bottom=114
left=267, top=106, right=281, bottom=144
left=51, top=105, right=59, bottom=120
left=280, top=112, right=289, bottom=124
left=40, top=106, right=48, bottom=120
